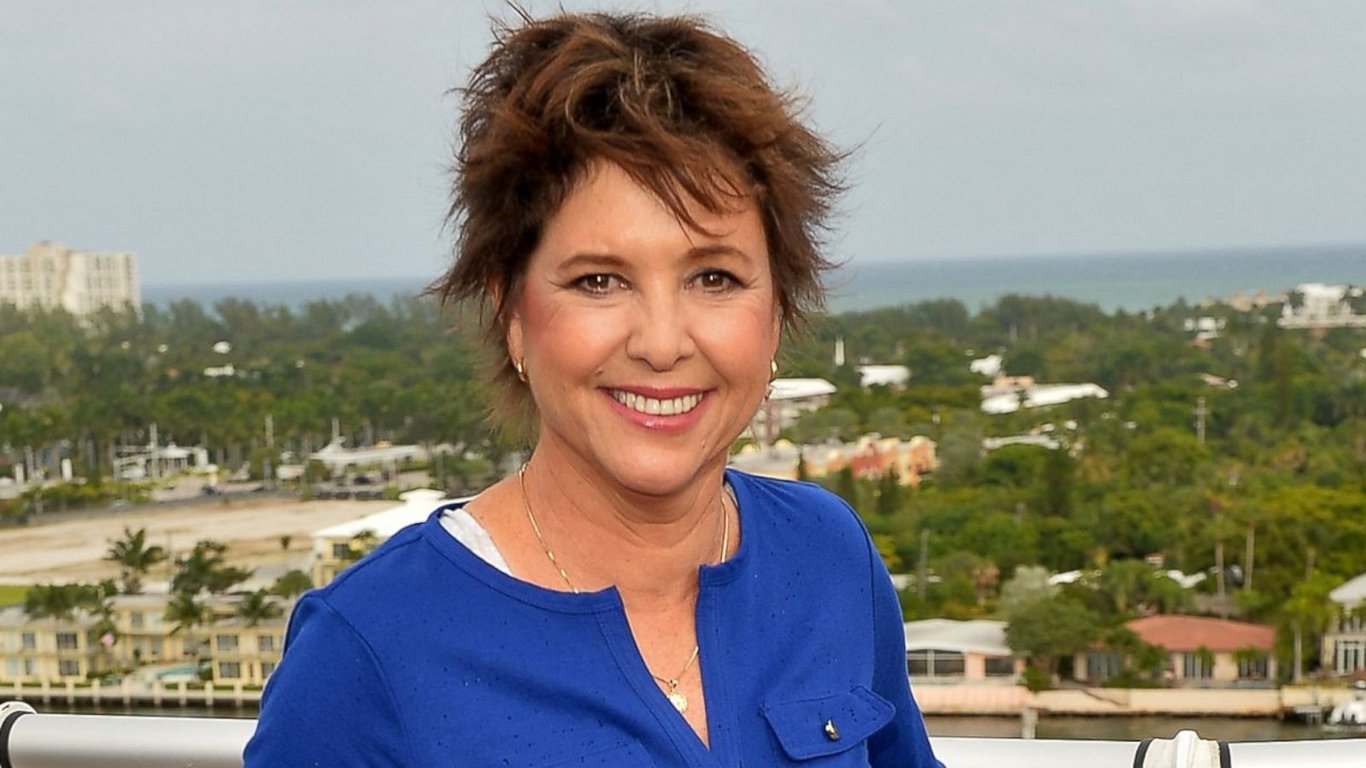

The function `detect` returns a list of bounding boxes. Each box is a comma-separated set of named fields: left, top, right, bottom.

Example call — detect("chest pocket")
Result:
left=761, top=686, right=894, bottom=763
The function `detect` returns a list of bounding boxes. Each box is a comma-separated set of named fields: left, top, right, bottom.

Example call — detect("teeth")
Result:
left=613, top=391, right=702, bottom=416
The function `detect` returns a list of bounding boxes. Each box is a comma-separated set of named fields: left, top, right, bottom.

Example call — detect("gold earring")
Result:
left=766, top=360, right=778, bottom=399
left=514, top=359, right=528, bottom=383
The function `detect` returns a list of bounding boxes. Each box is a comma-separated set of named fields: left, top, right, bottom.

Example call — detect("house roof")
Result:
left=0, top=604, right=101, bottom=629
left=1330, top=572, right=1366, bottom=607
left=1125, top=615, right=1275, bottom=653
left=904, top=618, right=1011, bottom=656
left=980, top=382, right=1109, bottom=415
left=312, top=489, right=458, bottom=540
left=857, top=365, right=911, bottom=388
left=768, top=378, right=837, bottom=401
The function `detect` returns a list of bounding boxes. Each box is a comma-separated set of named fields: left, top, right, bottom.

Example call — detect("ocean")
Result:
left=142, top=244, right=1365, bottom=315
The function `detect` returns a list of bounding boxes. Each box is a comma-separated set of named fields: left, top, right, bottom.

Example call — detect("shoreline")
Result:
left=911, top=682, right=1358, bottom=719
left=9, top=680, right=1354, bottom=720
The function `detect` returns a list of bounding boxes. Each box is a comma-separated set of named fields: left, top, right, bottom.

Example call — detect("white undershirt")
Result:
left=439, top=507, right=513, bottom=575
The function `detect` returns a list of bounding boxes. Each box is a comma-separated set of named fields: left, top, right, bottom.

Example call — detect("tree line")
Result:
left=782, top=294, right=1364, bottom=682
left=2, top=290, right=1363, bottom=679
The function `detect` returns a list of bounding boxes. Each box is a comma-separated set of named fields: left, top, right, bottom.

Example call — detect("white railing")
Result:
left=2, top=701, right=1365, bottom=767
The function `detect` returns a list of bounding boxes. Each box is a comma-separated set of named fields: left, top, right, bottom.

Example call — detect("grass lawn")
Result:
left=0, top=584, right=29, bottom=607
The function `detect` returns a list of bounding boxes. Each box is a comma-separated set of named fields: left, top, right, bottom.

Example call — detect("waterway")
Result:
left=924, top=714, right=1353, bottom=742
left=22, top=702, right=1358, bottom=742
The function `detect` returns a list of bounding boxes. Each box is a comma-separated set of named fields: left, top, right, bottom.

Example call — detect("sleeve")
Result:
left=864, top=534, right=946, bottom=768
left=243, top=594, right=413, bottom=767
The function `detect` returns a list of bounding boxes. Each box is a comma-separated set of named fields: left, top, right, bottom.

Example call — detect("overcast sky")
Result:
left=3, top=0, right=1364, bottom=286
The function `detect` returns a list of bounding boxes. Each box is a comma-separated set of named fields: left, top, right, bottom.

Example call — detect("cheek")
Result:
left=697, top=307, right=778, bottom=379
left=520, top=293, right=623, bottom=368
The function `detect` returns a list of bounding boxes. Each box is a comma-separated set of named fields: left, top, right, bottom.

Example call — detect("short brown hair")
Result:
left=431, top=10, right=843, bottom=433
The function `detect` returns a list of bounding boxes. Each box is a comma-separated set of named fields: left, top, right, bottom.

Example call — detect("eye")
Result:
left=694, top=270, right=739, bottom=293
left=572, top=273, right=621, bottom=295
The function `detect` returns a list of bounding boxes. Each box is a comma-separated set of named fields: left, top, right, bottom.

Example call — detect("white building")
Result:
left=310, top=489, right=456, bottom=585
left=969, top=354, right=1003, bottom=378
left=0, top=242, right=141, bottom=317
left=980, top=380, right=1109, bottom=415
left=750, top=378, right=838, bottom=446
left=1279, top=283, right=1366, bottom=329
left=1324, top=572, right=1366, bottom=677
left=903, top=619, right=1022, bottom=682
left=308, top=438, right=426, bottom=477
left=857, top=364, right=911, bottom=389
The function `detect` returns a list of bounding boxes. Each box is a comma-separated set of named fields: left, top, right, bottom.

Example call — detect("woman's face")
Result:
left=508, top=162, right=779, bottom=498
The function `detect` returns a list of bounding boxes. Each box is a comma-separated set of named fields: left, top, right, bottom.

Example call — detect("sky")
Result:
left=2, top=0, right=1364, bottom=286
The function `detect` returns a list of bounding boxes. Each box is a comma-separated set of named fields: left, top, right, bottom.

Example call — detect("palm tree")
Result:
left=164, top=590, right=208, bottom=658
left=105, top=527, right=167, bottom=595
left=236, top=589, right=284, bottom=627
left=171, top=540, right=252, bottom=595
left=23, top=583, right=79, bottom=620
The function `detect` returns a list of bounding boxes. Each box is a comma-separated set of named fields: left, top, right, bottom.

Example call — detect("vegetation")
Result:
left=104, top=526, right=167, bottom=594
left=782, top=295, right=1365, bottom=679
left=0, top=584, right=29, bottom=607
left=1, top=290, right=1362, bottom=678
left=271, top=569, right=314, bottom=599
left=23, top=581, right=116, bottom=621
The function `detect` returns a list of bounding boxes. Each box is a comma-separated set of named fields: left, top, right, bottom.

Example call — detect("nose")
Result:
left=624, top=290, right=696, bottom=372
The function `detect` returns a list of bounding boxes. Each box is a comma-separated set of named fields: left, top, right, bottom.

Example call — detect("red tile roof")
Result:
left=1125, top=615, right=1275, bottom=653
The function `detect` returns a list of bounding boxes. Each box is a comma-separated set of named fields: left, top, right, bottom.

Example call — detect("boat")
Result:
left=1325, top=681, right=1366, bottom=730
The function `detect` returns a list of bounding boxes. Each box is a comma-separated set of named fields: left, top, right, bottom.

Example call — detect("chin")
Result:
left=605, top=454, right=723, bottom=498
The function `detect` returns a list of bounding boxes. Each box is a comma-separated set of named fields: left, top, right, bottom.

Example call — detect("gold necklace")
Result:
left=518, top=463, right=730, bottom=714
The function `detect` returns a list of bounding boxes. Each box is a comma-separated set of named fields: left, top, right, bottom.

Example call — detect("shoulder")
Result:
left=726, top=469, right=873, bottom=560
left=310, top=515, right=450, bottom=623
left=727, top=468, right=861, bottom=524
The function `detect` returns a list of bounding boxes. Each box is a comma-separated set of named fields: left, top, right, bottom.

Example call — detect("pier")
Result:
left=2, top=680, right=260, bottom=711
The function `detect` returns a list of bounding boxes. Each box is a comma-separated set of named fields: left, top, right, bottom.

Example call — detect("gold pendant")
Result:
left=667, top=690, right=688, bottom=713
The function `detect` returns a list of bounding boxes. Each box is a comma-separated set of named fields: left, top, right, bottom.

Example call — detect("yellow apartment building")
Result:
left=206, top=618, right=286, bottom=687
left=0, top=605, right=106, bottom=682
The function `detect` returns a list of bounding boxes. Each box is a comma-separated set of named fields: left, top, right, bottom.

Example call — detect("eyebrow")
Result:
left=686, top=243, right=750, bottom=261
left=559, top=252, right=627, bottom=270
left=558, top=244, right=752, bottom=270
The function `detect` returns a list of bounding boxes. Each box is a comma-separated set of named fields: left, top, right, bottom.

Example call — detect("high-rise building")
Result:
left=0, top=241, right=141, bottom=317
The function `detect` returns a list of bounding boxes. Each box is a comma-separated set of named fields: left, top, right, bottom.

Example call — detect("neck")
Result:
left=520, top=441, right=730, bottom=599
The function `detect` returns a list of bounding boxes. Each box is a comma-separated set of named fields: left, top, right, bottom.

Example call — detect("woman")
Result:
left=246, top=10, right=942, bottom=767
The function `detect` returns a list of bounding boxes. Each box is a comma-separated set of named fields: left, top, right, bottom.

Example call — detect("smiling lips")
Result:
left=609, top=389, right=705, bottom=417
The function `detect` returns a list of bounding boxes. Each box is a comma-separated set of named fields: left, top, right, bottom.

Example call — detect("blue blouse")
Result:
left=244, top=470, right=943, bottom=767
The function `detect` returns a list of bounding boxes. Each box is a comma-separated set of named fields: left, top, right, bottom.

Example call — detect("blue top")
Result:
left=244, top=470, right=943, bottom=767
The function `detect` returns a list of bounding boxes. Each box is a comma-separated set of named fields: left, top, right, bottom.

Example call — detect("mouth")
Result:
left=609, top=389, right=704, bottom=417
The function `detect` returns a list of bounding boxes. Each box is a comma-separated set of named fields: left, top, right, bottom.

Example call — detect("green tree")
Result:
left=1100, top=559, right=1156, bottom=616
left=833, top=466, right=860, bottom=510
left=171, top=540, right=253, bottom=595
left=163, top=590, right=208, bottom=656
left=271, top=569, right=314, bottom=599
left=1004, top=594, right=1103, bottom=678
left=999, top=565, right=1056, bottom=616
left=874, top=471, right=902, bottom=517
left=1282, top=572, right=1339, bottom=682
left=236, top=589, right=284, bottom=627
left=23, top=583, right=80, bottom=620
left=104, top=526, right=167, bottom=594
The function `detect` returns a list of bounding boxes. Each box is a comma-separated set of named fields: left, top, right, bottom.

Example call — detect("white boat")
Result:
left=1325, top=681, right=1366, bottom=729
